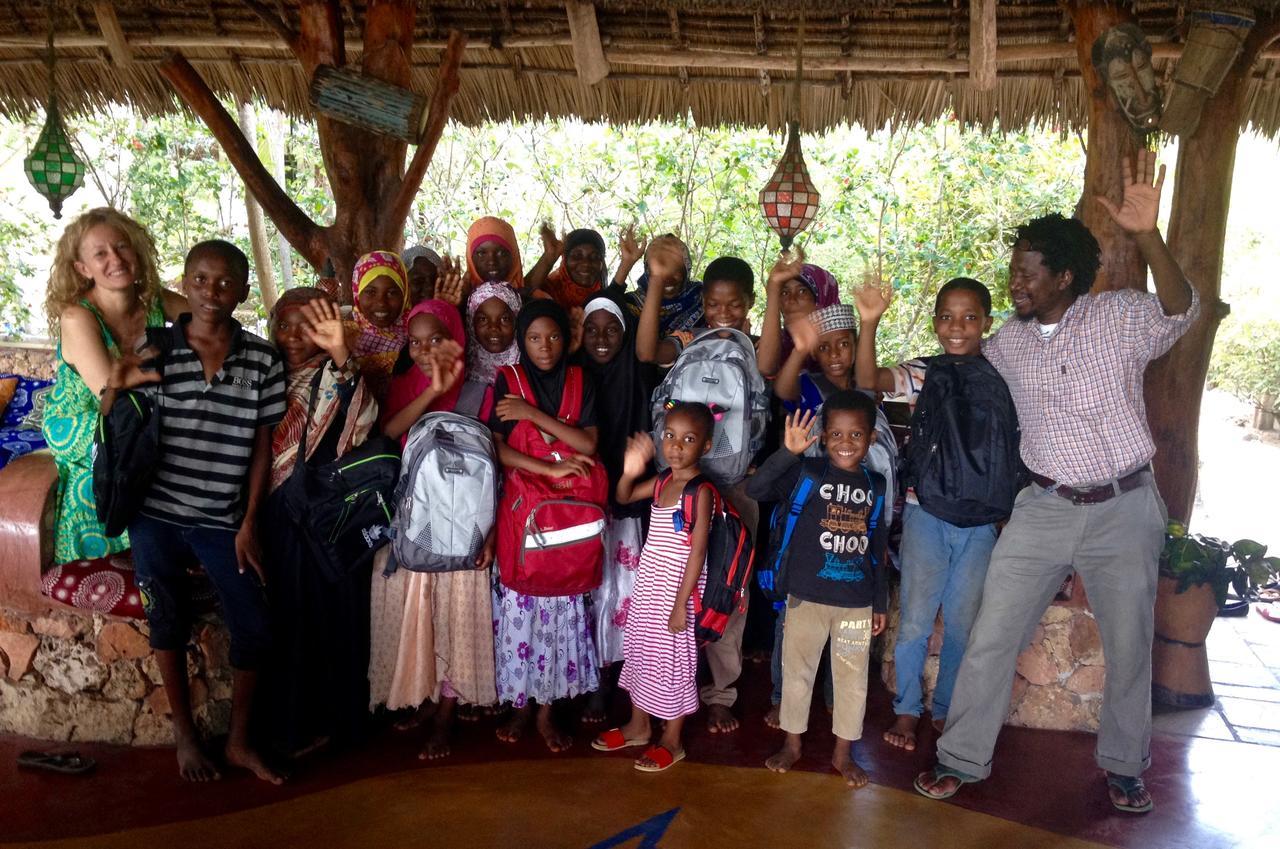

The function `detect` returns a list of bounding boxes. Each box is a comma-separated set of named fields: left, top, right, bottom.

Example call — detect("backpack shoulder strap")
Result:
left=777, top=461, right=823, bottom=551
left=558, top=365, right=583, bottom=426
left=653, top=469, right=674, bottom=503
left=502, top=364, right=535, bottom=405
left=677, top=473, right=719, bottom=536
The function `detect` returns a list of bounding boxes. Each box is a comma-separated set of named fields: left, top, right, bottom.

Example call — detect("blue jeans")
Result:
left=892, top=503, right=996, bottom=719
left=129, top=515, right=271, bottom=670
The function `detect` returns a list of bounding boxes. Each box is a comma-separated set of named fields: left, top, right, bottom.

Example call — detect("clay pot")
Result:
left=1151, top=576, right=1218, bottom=709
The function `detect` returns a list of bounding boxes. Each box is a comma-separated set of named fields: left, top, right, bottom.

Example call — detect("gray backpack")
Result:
left=651, top=328, right=768, bottom=486
left=386, top=412, right=498, bottom=574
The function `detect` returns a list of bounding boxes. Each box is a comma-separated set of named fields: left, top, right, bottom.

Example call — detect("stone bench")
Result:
left=877, top=573, right=1105, bottom=732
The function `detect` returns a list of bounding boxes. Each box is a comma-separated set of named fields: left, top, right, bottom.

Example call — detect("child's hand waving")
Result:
left=622, top=432, right=655, bottom=478
left=766, top=245, right=806, bottom=294
left=435, top=258, right=465, bottom=306
left=300, top=297, right=350, bottom=366
left=854, top=276, right=894, bottom=322
left=783, top=409, right=819, bottom=455
left=425, top=340, right=464, bottom=398
left=787, top=312, right=819, bottom=354
left=568, top=306, right=584, bottom=353
left=618, top=225, right=647, bottom=273
left=539, top=222, right=563, bottom=259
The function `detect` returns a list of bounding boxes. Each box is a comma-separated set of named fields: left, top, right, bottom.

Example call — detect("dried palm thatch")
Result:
left=0, top=0, right=1277, bottom=136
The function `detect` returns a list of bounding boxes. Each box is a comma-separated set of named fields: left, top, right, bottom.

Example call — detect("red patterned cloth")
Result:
left=41, top=553, right=144, bottom=619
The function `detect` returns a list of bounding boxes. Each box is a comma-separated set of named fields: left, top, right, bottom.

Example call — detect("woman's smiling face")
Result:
left=357, top=276, right=405, bottom=328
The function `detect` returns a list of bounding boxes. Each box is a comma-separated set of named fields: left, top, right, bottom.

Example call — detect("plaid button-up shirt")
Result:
left=984, top=288, right=1200, bottom=486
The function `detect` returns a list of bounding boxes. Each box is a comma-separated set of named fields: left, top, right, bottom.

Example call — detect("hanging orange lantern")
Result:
left=759, top=120, right=819, bottom=251
left=759, top=12, right=818, bottom=251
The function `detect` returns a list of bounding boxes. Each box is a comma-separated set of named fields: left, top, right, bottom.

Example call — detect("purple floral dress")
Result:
left=493, top=582, right=600, bottom=706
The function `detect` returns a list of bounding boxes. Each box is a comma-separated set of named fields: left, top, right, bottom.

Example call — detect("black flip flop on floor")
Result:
left=17, top=751, right=97, bottom=775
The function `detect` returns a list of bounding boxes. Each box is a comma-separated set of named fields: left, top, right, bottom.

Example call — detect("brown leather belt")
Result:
left=1030, top=465, right=1151, bottom=505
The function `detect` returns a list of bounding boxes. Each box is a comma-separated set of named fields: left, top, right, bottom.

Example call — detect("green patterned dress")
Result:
left=42, top=298, right=166, bottom=564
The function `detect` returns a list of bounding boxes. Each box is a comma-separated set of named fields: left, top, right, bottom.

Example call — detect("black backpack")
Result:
left=277, top=370, right=401, bottom=583
left=904, top=355, right=1022, bottom=528
left=656, top=471, right=755, bottom=644
left=93, top=388, right=161, bottom=537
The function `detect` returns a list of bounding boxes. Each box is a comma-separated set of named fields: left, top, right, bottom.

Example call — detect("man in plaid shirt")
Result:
left=916, top=150, right=1199, bottom=814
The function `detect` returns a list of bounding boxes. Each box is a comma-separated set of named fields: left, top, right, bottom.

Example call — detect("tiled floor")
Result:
left=1153, top=606, right=1280, bottom=746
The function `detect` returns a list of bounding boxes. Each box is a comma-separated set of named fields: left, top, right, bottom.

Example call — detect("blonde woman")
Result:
left=42, top=208, right=187, bottom=563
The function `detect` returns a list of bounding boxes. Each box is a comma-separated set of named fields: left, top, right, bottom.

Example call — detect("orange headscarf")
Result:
left=466, top=217, right=524, bottom=289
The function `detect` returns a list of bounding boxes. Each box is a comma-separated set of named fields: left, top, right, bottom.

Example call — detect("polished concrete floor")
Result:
left=2, top=610, right=1277, bottom=849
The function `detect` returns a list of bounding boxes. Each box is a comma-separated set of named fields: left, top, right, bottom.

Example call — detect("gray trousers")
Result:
left=936, top=476, right=1166, bottom=779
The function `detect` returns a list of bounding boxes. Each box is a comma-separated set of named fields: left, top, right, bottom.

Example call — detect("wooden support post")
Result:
left=1066, top=1, right=1146, bottom=293
left=969, top=0, right=997, bottom=91
left=91, top=0, right=133, bottom=68
left=237, top=101, right=280, bottom=310
left=565, top=0, right=609, bottom=85
left=1146, top=18, right=1280, bottom=523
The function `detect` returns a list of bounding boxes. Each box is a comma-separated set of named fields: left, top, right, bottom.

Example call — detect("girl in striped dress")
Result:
left=592, top=402, right=714, bottom=772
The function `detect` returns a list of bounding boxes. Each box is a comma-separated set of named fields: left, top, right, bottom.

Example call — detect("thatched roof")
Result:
left=1, top=1, right=1278, bottom=135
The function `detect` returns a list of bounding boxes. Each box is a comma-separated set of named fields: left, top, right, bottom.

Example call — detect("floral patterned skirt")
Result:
left=492, top=582, right=600, bottom=707
left=589, top=515, right=642, bottom=666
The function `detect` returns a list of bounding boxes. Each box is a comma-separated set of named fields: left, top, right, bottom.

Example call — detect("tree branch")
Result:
left=381, top=29, right=467, bottom=245
left=159, top=51, right=325, bottom=267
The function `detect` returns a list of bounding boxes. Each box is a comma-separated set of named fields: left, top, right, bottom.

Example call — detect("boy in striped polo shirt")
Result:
left=104, top=240, right=285, bottom=784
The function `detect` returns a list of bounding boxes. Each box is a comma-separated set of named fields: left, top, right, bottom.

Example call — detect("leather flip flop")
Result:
left=17, top=751, right=97, bottom=775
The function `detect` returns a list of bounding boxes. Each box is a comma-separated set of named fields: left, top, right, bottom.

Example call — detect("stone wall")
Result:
left=0, top=605, right=231, bottom=745
left=0, top=343, right=56, bottom=380
left=877, top=575, right=1104, bottom=732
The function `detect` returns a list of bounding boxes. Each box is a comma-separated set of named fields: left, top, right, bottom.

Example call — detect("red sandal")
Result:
left=591, top=728, right=648, bottom=752
left=634, top=744, right=685, bottom=772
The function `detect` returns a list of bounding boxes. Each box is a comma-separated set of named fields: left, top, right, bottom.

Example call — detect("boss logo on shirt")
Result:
left=700, top=376, right=720, bottom=385
left=226, top=376, right=259, bottom=389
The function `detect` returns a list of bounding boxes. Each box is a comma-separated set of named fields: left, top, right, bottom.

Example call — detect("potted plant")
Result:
left=1152, top=520, right=1280, bottom=709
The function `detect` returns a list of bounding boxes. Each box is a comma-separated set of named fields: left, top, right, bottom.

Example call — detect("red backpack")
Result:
left=496, top=364, right=609, bottom=597
left=655, top=471, right=755, bottom=644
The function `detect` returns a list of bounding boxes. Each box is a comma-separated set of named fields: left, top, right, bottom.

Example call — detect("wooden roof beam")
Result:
left=969, top=0, right=996, bottom=91
left=564, top=0, right=609, bottom=85
left=91, top=0, right=133, bottom=67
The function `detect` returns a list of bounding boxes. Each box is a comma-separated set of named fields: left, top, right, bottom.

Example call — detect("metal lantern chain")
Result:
left=758, top=9, right=820, bottom=252
left=24, top=1, right=86, bottom=219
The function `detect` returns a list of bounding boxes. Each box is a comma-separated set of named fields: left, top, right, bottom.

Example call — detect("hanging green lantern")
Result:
left=25, top=9, right=85, bottom=220
left=24, top=95, right=85, bottom=219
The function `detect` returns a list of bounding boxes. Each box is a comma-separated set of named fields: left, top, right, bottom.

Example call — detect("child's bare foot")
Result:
left=536, top=708, right=573, bottom=753
left=764, top=704, right=781, bottom=729
left=765, top=735, right=802, bottom=773
left=833, top=745, right=869, bottom=789
left=495, top=705, right=530, bottom=743
left=225, top=741, right=285, bottom=785
left=706, top=704, right=739, bottom=733
left=883, top=715, right=918, bottom=751
left=176, top=735, right=221, bottom=782
left=394, top=701, right=437, bottom=732
left=583, top=689, right=608, bottom=725
left=419, top=719, right=452, bottom=761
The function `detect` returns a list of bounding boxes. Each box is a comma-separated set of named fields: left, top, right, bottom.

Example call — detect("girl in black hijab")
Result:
left=489, top=298, right=603, bottom=752
left=577, top=292, right=654, bottom=722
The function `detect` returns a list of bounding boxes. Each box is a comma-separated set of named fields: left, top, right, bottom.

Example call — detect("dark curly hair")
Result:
left=665, top=401, right=715, bottom=443
left=1012, top=213, right=1101, bottom=296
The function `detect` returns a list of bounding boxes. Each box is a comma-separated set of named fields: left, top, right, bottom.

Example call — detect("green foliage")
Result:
left=1160, top=522, right=1280, bottom=606
left=0, top=199, right=45, bottom=338
left=1208, top=315, right=1280, bottom=408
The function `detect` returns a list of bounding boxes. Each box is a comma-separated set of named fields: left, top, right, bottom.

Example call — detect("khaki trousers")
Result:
left=778, top=596, right=872, bottom=741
